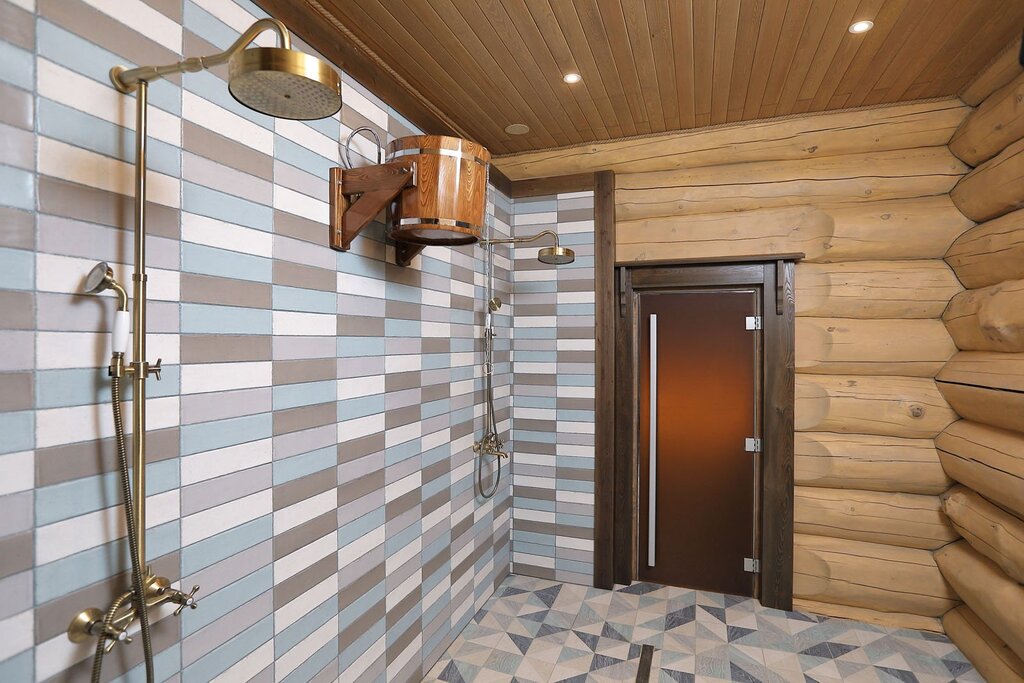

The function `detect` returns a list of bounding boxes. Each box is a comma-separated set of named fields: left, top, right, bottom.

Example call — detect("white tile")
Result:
left=36, top=489, right=179, bottom=564
left=274, top=488, right=337, bottom=535
left=7, top=0, right=34, bottom=10
left=337, top=413, right=384, bottom=442
left=36, top=254, right=179, bottom=302
left=212, top=640, right=273, bottom=683
left=515, top=211, right=557, bottom=226
left=276, top=119, right=340, bottom=163
left=277, top=621, right=341, bottom=683
left=182, top=91, right=273, bottom=155
left=384, top=421, right=420, bottom=449
left=0, top=451, right=33, bottom=495
left=181, top=438, right=273, bottom=486
left=36, top=396, right=179, bottom=448
left=181, top=489, right=272, bottom=546
left=341, top=83, right=388, bottom=129
left=337, top=272, right=386, bottom=299
left=337, top=374, right=383, bottom=398
left=34, top=632, right=94, bottom=682
left=274, top=531, right=335, bottom=582
left=181, top=212, right=274, bottom=258
left=180, top=361, right=272, bottom=394
left=559, top=220, right=595, bottom=234
left=273, top=310, right=336, bottom=336
left=338, top=525, right=383, bottom=570
left=384, top=354, right=420, bottom=373
left=385, top=632, right=421, bottom=681
left=37, top=59, right=181, bottom=146
left=83, top=0, right=182, bottom=52
left=342, top=634, right=385, bottom=682
left=38, top=138, right=181, bottom=208
left=0, top=610, right=32, bottom=662
left=273, top=185, right=328, bottom=223
left=385, top=471, right=421, bottom=502
left=275, top=574, right=338, bottom=634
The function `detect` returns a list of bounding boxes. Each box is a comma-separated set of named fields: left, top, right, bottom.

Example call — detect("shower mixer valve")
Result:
left=68, top=575, right=200, bottom=649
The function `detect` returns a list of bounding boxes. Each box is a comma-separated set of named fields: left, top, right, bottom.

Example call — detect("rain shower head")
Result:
left=538, top=245, right=575, bottom=265
left=228, top=47, right=341, bottom=120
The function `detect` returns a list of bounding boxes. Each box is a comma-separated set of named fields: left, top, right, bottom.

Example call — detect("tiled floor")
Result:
left=424, top=575, right=979, bottom=683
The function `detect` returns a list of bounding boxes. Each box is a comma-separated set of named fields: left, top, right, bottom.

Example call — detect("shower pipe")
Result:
left=67, top=17, right=342, bottom=682
left=473, top=230, right=576, bottom=498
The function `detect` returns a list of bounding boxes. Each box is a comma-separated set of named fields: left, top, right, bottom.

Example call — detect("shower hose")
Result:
left=477, top=329, right=503, bottom=499
left=91, top=375, right=155, bottom=683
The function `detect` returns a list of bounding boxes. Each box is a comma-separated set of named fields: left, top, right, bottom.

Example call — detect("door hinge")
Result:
left=745, top=316, right=762, bottom=330
left=744, top=557, right=761, bottom=573
left=744, top=437, right=762, bottom=453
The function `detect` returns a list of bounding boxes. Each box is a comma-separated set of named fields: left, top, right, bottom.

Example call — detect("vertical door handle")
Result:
left=648, top=313, right=657, bottom=567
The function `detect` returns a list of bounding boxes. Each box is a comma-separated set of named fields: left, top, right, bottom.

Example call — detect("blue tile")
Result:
left=180, top=515, right=272, bottom=576
left=0, top=411, right=32, bottom=454
left=181, top=615, right=273, bottom=683
left=182, top=182, right=273, bottom=232
left=274, top=136, right=334, bottom=177
left=281, top=637, right=338, bottom=683
left=36, top=459, right=179, bottom=526
left=36, top=366, right=180, bottom=409
left=182, top=566, right=272, bottom=636
left=273, top=380, right=336, bottom=411
left=0, top=650, right=32, bottom=682
left=180, top=413, right=272, bottom=455
left=274, top=595, right=336, bottom=657
left=0, top=42, right=33, bottom=91
left=181, top=303, right=272, bottom=334
left=181, top=242, right=272, bottom=283
left=0, top=166, right=34, bottom=213
left=338, top=507, right=384, bottom=547
left=272, top=285, right=336, bottom=313
left=337, top=393, right=385, bottom=421
left=273, top=446, right=336, bottom=485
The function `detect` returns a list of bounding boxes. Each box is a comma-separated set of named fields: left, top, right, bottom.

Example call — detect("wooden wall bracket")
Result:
left=329, top=161, right=415, bottom=253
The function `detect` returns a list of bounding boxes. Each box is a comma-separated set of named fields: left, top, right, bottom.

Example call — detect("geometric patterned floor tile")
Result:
left=422, top=575, right=978, bottom=682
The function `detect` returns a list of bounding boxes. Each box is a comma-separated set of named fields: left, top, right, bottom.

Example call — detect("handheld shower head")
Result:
left=228, top=47, right=341, bottom=120
left=538, top=245, right=576, bottom=265
left=85, top=262, right=115, bottom=294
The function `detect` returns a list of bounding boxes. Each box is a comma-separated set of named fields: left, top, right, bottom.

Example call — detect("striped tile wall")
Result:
left=510, top=192, right=597, bottom=586
left=0, top=0, right=511, bottom=680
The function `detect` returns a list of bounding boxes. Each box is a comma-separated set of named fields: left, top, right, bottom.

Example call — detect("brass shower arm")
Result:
left=111, top=17, right=291, bottom=92
left=480, top=229, right=560, bottom=248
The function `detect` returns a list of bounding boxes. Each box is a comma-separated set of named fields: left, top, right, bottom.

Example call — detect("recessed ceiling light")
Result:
left=562, top=72, right=582, bottom=84
left=505, top=123, right=530, bottom=135
left=849, top=20, right=874, bottom=33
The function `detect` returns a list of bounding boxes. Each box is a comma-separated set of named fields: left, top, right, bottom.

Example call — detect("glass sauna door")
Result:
left=637, top=289, right=760, bottom=597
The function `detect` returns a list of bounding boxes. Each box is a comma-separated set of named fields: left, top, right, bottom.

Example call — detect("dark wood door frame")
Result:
left=608, top=259, right=796, bottom=610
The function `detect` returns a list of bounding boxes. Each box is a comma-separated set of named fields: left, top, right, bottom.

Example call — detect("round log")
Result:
left=795, top=486, right=958, bottom=550
left=796, top=261, right=962, bottom=318
left=960, top=39, right=1024, bottom=106
left=795, top=599, right=942, bottom=633
left=793, top=533, right=959, bottom=617
left=615, top=205, right=833, bottom=263
left=494, top=100, right=969, bottom=179
left=936, top=420, right=1024, bottom=519
left=935, top=540, right=1024, bottom=660
left=943, top=606, right=1024, bottom=683
left=942, top=485, right=1024, bottom=583
left=949, top=72, right=1024, bottom=166
left=618, top=147, right=967, bottom=221
left=937, top=352, right=1024, bottom=433
left=945, top=209, right=1024, bottom=289
left=950, top=137, right=1024, bottom=222
left=795, top=432, right=952, bottom=494
left=796, top=375, right=958, bottom=438
left=796, top=318, right=955, bottom=377
left=943, top=279, right=1024, bottom=352
left=821, top=196, right=973, bottom=262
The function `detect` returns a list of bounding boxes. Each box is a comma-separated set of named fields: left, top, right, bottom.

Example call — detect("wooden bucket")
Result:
left=385, top=135, right=491, bottom=245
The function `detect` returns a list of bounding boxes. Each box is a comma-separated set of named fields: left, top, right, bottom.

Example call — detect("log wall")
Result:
left=496, top=98, right=977, bottom=631
left=936, top=45, right=1024, bottom=671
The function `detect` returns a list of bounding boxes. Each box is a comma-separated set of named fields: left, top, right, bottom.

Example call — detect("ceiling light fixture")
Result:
left=562, top=72, right=582, bottom=84
left=505, top=123, right=529, bottom=135
left=848, top=20, right=874, bottom=33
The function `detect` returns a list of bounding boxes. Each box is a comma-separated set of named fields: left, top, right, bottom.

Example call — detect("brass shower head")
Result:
left=84, top=261, right=129, bottom=311
left=538, top=245, right=575, bottom=265
left=228, top=47, right=341, bottom=120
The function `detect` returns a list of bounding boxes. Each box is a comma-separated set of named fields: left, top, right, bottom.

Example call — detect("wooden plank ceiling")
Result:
left=258, top=0, right=1024, bottom=155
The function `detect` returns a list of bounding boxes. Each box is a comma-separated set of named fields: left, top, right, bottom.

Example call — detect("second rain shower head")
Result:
left=538, top=245, right=575, bottom=265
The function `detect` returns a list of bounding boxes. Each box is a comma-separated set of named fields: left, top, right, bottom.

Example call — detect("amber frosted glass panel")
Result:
left=638, top=289, right=758, bottom=597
